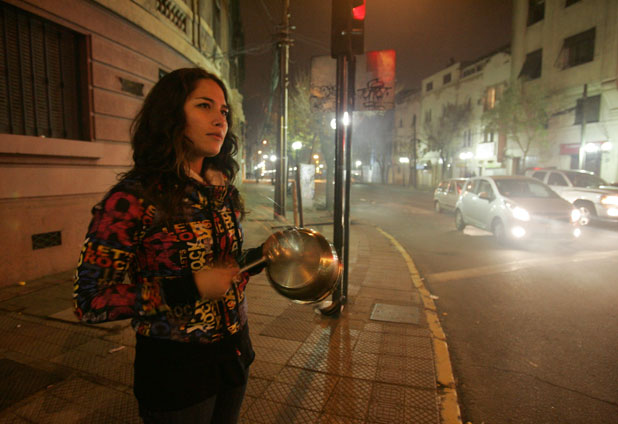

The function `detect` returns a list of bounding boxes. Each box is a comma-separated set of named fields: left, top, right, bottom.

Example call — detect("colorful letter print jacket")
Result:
left=73, top=177, right=260, bottom=345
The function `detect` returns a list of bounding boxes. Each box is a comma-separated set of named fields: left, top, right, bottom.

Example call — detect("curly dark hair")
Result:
left=124, top=68, right=244, bottom=220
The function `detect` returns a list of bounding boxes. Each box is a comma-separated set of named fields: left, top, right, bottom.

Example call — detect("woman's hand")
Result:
left=193, top=265, right=240, bottom=300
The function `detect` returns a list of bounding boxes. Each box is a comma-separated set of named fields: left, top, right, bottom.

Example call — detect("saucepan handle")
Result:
left=238, top=256, right=267, bottom=274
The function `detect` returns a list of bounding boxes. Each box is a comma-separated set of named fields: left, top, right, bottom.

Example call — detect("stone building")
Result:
left=511, top=0, right=618, bottom=182
left=396, top=49, right=511, bottom=188
left=0, top=0, right=244, bottom=286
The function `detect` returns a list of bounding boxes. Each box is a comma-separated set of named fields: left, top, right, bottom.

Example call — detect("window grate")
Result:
left=32, top=231, right=61, bottom=250
left=156, top=0, right=187, bottom=32
left=0, top=2, right=86, bottom=139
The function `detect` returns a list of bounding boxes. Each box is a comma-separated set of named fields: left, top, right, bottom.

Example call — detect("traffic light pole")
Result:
left=321, top=0, right=364, bottom=316
left=320, top=54, right=349, bottom=316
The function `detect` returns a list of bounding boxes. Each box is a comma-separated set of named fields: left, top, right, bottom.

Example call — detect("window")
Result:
left=477, top=180, right=494, bottom=199
left=531, top=171, right=547, bottom=181
left=484, top=87, right=496, bottom=110
left=558, top=28, right=595, bottom=69
left=424, top=109, right=432, bottom=123
left=463, top=129, right=472, bottom=148
left=212, top=0, right=221, bottom=42
left=426, top=81, right=433, bottom=92
left=565, top=0, right=581, bottom=6
left=574, top=95, right=601, bottom=124
left=443, top=73, right=451, bottom=84
left=519, top=49, right=542, bottom=80
left=0, top=3, right=89, bottom=139
left=527, top=0, right=545, bottom=26
left=462, top=67, right=476, bottom=78
left=548, top=172, right=568, bottom=186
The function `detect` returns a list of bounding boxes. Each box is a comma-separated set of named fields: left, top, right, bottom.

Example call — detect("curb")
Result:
left=376, top=226, right=462, bottom=424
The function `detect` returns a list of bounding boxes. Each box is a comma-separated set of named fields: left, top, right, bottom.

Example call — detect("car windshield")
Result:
left=494, top=179, right=557, bottom=199
left=563, top=171, right=607, bottom=188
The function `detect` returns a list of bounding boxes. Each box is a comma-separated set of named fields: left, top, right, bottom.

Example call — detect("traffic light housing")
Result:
left=331, top=0, right=365, bottom=57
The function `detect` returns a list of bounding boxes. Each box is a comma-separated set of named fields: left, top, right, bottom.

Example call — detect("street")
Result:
left=350, top=183, right=618, bottom=424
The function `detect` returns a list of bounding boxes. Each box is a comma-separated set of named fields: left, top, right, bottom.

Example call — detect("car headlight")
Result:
left=600, top=195, right=618, bottom=206
left=505, top=202, right=530, bottom=222
left=570, top=208, right=582, bottom=223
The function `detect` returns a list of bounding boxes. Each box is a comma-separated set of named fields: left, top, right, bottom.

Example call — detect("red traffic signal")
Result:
left=331, top=0, right=365, bottom=57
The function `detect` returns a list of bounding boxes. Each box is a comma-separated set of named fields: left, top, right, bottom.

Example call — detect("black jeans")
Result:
left=139, top=381, right=247, bottom=424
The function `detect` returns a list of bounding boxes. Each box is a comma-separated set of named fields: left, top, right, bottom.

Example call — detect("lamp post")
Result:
left=291, top=141, right=303, bottom=226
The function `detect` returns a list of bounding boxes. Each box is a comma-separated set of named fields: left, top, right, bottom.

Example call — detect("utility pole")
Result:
left=578, top=83, right=587, bottom=170
left=274, top=0, right=292, bottom=218
left=411, top=118, right=418, bottom=188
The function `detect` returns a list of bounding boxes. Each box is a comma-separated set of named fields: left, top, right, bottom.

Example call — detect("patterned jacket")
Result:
left=73, top=177, right=260, bottom=344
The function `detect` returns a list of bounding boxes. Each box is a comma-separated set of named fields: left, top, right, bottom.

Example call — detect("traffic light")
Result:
left=331, top=0, right=365, bottom=57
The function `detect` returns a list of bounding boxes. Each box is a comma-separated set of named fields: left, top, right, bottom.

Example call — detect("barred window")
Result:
left=0, top=3, right=89, bottom=139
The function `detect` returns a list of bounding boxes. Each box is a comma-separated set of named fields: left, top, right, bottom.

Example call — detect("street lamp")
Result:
left=291, top=141, right=302, bottom=170
left=330, top=113, right=351, bottom=130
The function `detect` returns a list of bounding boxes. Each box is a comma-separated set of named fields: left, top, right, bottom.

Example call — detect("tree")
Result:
left=482, top=81, right=550, bottom=173
left=423, top=102, right=472, bottom=178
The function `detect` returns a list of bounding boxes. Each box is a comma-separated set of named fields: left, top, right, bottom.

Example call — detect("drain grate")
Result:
left=0, top=359, right=64, bottom=411
left=370, top=303, right=421, bottom=325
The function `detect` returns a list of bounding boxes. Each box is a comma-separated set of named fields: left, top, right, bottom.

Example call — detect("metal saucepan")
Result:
left=240, top=228, right=341, bottom=304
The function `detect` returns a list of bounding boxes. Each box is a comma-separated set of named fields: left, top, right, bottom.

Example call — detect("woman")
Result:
left=73, top=68, right=265, bottom=423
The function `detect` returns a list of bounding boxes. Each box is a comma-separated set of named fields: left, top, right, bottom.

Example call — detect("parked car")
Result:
left=526, top=168, right=618, bottom=225
left=433, top=178, right=467, bottom=213
left=454, top=176, right=582, bottom=245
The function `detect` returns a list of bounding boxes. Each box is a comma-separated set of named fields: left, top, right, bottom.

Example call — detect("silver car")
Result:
left=454, top=176, right=582, bottom=245
left=526, top=168, right=618, bottom=225
left=433, top=178, right=466, bottom=213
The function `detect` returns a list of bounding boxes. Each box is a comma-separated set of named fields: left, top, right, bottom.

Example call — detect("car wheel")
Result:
left=492, top=218, right=508, bottom=245
left=455, top=210, right=466, bottom=231
left=434, top=201, right=442, bottom=213
left=575, top=201, right=595, bottom=226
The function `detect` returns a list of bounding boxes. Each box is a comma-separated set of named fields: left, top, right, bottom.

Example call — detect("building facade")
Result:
left=396, top=49, right=511, bottom=188
left=511, top=0, right=618, bottom=182
left=0, top=0, right=243, bottom=286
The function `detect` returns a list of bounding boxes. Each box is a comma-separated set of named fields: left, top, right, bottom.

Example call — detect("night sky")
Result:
left=239, top=0, right=512, bottom=144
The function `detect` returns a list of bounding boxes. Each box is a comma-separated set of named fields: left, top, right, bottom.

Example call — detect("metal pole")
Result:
left=295, top=164, right=304, bottom=227
left=275, top=0, right=291, bottom=218
left=322, top=54, right=347, bottom=315
left=342, top=54, right=355, bottom=305
left=578, top=83, right=587, bottom=170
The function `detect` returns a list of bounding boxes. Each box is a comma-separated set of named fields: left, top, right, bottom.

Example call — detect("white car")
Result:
left=455, top=176, right=582, bottom=245
left=433, top=178, right=466, bottom=213
left=526, top=169, right=618, bottom=225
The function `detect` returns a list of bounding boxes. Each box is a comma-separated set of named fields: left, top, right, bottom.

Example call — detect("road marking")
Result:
left=376, top=227, right=462, bottom=424
left=427, top=249, right=618, bottom=284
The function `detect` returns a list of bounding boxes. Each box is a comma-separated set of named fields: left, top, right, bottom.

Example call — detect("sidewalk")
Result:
left=0, top=182, right=458, bottom=424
